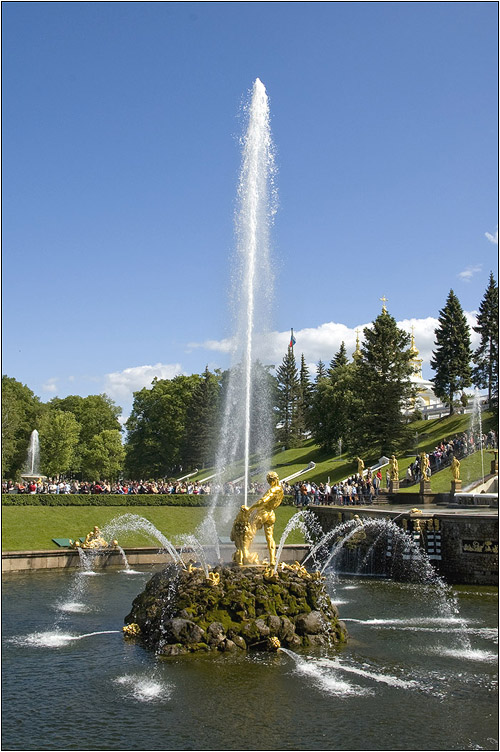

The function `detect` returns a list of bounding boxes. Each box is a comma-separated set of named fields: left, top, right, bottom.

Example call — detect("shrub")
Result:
left=1, top=493, right=294, bottom=507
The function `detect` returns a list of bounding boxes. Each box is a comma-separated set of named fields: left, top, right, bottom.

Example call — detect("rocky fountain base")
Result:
left=124, top=562, right=347, bottom=656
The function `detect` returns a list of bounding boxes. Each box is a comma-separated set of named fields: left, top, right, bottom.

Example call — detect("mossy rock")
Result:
left=125, top=564, right=347, bottom=655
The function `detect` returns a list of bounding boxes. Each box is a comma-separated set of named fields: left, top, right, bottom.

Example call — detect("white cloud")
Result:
left=187, top=337, right=233, bottom=353
left=42, top=377, right=58, bottom=393
left=485, top=226, right=498, bottom=245
left=458, top=265, right=482, bottom=282
left=194, top=315, right=481, bottom=379
left=103, top=363, right=184, bottom=403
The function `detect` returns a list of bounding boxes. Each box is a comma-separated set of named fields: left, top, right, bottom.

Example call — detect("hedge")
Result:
left=1, top=493, right=295, bottom=507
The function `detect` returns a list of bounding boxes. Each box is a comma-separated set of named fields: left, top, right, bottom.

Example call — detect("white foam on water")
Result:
left=342, top=585, right=358, bottom=590
left=57, top=601, right=89, bottom=613
left=295, top=660, right=371, bottom=696
left=11, top=631, right=78, bottom=648
left=316, top=657, right=419, bottom=690
left=10, top=629, right=121, bottom=648
left=361, top=617, right=464, bottom=626
left=119, top=569, right=142, bottom=575
left=331, top=599, right=349, bottom=605
left=280, top=648, right=371, bottom=697
left=77, top=571, right=101, bottom=577
left=114, top=674, right=172, bottom=702
left=433, top=647, right=498, bottom=663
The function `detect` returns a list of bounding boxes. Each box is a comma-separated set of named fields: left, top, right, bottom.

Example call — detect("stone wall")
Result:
left=309, top=507, right=498, bottom=586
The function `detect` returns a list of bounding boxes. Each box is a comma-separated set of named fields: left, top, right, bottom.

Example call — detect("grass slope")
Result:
left=1, top=505, right=304, bottom=552
left=3, top=412, right=495, bottom=552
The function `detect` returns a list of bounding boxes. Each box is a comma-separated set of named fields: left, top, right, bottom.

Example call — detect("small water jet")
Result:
left=20, top=429, right=46, bottom=482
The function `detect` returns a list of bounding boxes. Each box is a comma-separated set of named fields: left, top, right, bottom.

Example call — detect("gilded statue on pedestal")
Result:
left=389, top=455, right=399, bottom=481
left=231, top=471, right=284, bottom=566
left=451, top=456, right=460, bottom=481
left=420, top=452, right=430, bottom=480
left=356, top=457, right=365, bottom=476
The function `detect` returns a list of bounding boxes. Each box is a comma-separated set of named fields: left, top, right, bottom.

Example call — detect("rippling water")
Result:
left=2, top=568, right=498, bottom=751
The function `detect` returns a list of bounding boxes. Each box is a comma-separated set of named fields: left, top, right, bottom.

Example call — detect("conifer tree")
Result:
left=296, top=354, right=313, bottom=440
left=351, top=310, right=417, bottom=456
left=328, top=341, right=348, bottom=375
left=315, top=359, right=327, bottom=382
left=275, top=346, right=300, bottom=448
left=182, top=366, right=220, bottom=469
left=431, top=290, right=473, bottom=415
left=310, top=344, right=358, bottom=452
left=472, top=272, right=498, bottom=412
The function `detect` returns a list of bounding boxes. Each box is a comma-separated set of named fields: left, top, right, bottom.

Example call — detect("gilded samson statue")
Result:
left=231, top=471, right=284, bottom=566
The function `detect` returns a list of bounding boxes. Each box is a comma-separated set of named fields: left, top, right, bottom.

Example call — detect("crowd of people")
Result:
left=3, top=428, right=496, bottom=499
left=293, top=471, right=382, bottom=507
left=404, top=429, right=497, bottom=485
left=1, top=477, right=295, bottom=497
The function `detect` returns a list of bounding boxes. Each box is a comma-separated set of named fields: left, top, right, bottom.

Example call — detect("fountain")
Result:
left=2, top=80, right=498, bottom=751
left=124, top=471, right=347, bottom=655
left=210, top=77, right=276, bottom=522
left=20, top=429, right=46, bottom=482
left=452, top=388, right=498, bottom=506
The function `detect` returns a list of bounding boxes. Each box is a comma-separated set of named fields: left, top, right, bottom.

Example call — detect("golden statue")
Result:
left=420, top=452, right=430, bottom=480
left=451, top=456, right=460, bottom=480
left=231, top=471, right=284, bottom=566
left=356, top=457, right=365, bottom=476
left=389, top=455, right=399, bottom=481
left=71, top=526, right=115, bottom=550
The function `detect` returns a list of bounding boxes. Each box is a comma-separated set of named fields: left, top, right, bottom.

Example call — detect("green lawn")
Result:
left=1, top=505, right=304, bottom=552
left=191, top=412, right=496, bottom=488
left=4, top=412, right=495, bottom=552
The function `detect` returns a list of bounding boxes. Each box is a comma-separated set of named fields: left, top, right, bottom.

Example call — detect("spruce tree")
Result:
left=182, top=366, right=220, bottom=469
left=310, top=357, right=358, bottom=453
left=431, top=290, right=473, bottom=415
left=351, top=310, right=417, bottom=457
left=297, top=354, right=313, bottom=440
left=328, top=341, right=348, bottom=375
left=275, top=346, right=300, bottom=448
left=315, top=359, right=327, bottom=382
left=472, top=272, right=498, bottom=412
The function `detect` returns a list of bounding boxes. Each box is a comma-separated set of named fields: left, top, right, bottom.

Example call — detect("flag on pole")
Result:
left=289, top=329, right=296, bottom=347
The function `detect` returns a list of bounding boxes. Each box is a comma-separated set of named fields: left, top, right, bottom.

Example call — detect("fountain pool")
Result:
left=2, top=567, right=497, bottom=751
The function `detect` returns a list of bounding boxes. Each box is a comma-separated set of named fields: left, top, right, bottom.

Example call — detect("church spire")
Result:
left=353, top=328, right=362, bottom=361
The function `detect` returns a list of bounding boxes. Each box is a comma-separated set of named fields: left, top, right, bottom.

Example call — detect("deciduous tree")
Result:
left=38, top=409, right=81, bottom=477
left=1, top=376, right=45, bottom=478
left=80, top=429, right=125, bottom=480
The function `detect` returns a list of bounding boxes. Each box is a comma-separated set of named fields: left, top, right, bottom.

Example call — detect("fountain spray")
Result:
left=212, top=79, right=277, bottom=520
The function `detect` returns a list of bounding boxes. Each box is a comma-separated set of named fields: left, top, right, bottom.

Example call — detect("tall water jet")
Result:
left=21, top=429, right=44, bottom=480
left=470, top=388, right=485, bottom=485
left=213, top=78, right=277, bottom=520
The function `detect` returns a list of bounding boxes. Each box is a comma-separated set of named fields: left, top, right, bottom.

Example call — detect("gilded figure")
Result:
left=231, top=471, right=284, bottom=565
left=389, top=455, right=399, bottom=481
left=451, top=456, right=460, bottom=481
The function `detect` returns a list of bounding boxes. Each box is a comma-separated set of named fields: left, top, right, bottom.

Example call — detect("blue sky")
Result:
left=3, top=1, right=498, bottom=421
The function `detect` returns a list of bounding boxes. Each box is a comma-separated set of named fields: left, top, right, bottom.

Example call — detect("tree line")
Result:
left=2, top=276, right=497, bottom=480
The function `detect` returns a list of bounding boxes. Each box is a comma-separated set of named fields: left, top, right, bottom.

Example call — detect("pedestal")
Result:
left=389, top=479, right=399, bottom=493
left=420, top=479, right=431, bottom=495
left=451, top=479, right=462, bottom=495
